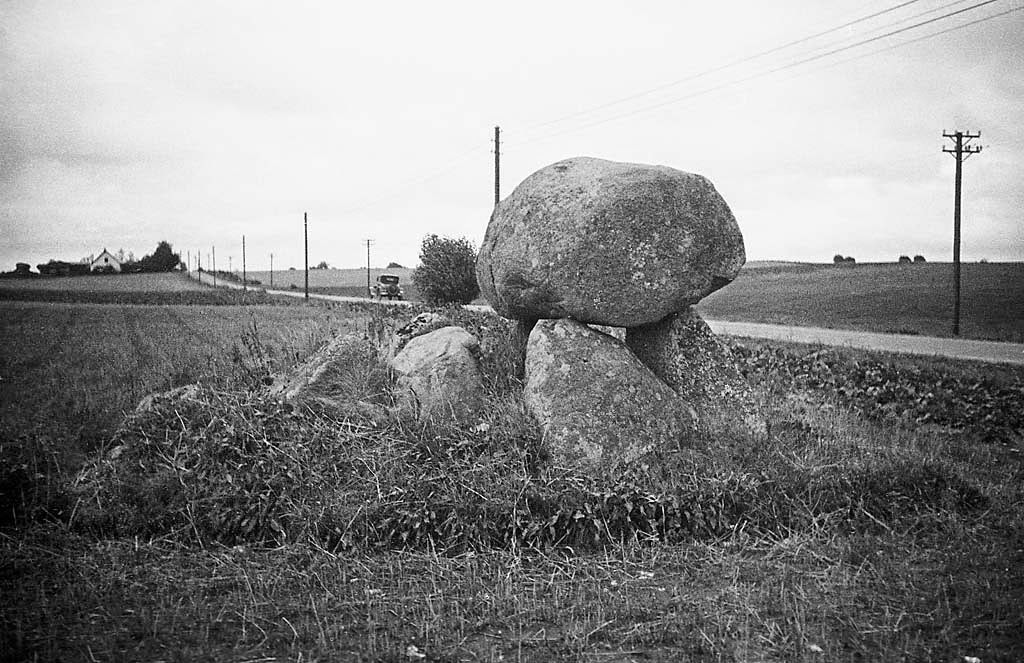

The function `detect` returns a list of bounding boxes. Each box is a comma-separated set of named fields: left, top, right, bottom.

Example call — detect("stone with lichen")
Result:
left=524, top=318, right=696, bottom=472
left=626, top=308, right=766, bottom=437
left=477, top=156, right=745, bottom=327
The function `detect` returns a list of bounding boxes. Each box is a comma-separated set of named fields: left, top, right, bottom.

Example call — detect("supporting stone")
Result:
left=525, top=319, right=696, bottom=472
left=625, top=308, right=766, bottom=437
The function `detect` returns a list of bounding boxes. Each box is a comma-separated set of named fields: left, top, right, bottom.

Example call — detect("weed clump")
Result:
left=64, top=308, right=993, bottom=553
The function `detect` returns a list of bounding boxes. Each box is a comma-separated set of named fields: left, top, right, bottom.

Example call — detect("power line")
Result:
left=520, top=0, right=929, bottom=134
left=777, top=0, right=976, bottom=62
left=511, top=0, right=1005, bottom=147
left=789, top=4, right=1022, bottom=79
left=683, top=2, right=1022, bottom=134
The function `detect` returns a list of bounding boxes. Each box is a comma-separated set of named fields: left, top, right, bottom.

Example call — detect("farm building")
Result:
left=90, top=249, right=121, bottom=273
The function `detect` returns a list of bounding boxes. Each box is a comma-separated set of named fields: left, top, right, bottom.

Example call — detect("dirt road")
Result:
left=706, top=320, right=1024, bottom=366
left=189, top=272, right=1024, bottom=366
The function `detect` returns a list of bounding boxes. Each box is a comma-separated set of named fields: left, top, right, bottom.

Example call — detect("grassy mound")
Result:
left=65, top=308, right=994, bottom=553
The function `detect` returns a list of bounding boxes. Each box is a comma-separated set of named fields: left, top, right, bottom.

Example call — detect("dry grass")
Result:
left=1, top=300, right=1022, bottom=661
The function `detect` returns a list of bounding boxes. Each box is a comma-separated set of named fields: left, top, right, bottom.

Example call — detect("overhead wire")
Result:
left=509, top=0, right=1007, bottom=147
left=338, top=0, right=1018, bottom=216
left=337, top=1, right=941, bottom=215
left=519, top=0, right=928, bottom=133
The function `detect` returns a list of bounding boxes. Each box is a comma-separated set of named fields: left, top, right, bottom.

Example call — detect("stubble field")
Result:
left=1, top=286, right=1022, bottom=661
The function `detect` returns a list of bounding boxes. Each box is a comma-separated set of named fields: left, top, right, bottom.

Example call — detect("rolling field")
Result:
left=1, top=297, right=1022, bottom=661
left=0, top=271, right=206, bottom=292
left=9, top=264, right=1019, bottom=343
left=0, top=271, right=306, bottom=305
left=699, top=261, right=1024, bottom=342
left=245, top=267, right=422, bottom=300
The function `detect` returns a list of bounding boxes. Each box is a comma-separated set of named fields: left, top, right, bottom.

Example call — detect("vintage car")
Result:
left=371, top=273, right=404, bottom=300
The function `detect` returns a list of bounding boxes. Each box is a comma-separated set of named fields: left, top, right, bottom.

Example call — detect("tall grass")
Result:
left=2, top=301, right=1022, bottom=661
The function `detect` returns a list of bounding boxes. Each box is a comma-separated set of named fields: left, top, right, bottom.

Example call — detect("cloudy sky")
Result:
left=2, top=0, right=1022, bottom=272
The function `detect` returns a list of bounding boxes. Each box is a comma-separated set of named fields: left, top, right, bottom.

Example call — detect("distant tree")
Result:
left=913, top=255, right=926, bottom=263
left=289, top=267, right=296, bottom=271
left=979, top=258, right=989, bottom=264
left=138, top=241, right=181, bottom=272
left=315, top=260, right=329, bottom=270
left=898, top=255, right=911, bottom=264
left=412, top=234, right=480, bottom=305
left=833, top=254, right=845, bottom=264
left=386, top=261, right=405, bottom=269
left=116, top=248, right=126, bottom=262
left=844, top=256, right=856, bottom=264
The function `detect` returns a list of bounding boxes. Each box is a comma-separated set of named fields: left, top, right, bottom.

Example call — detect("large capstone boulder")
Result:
left=625, top=308, right=766, bottom=437
left=525, top=319, right=696, bottom=472
left=389, top=326, right=485, bottom=424
left=477, top=157, right=745, bottom=327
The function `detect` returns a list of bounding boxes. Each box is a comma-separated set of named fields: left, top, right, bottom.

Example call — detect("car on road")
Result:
left=371, top=274, right=404, bottom=300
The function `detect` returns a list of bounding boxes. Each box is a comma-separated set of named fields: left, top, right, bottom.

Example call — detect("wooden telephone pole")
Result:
left=304, top=212, right=309, bottom=301
left=493, top=126, right=501, bottom=206
left=942, top=130, right=982, bottom=336
left=241, top=235, right=246, bottom=292
left=365, top=239, right=374, bottom=297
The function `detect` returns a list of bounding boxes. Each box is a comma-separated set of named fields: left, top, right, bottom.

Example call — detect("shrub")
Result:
left=844, top=256, right=856, bottom=264
left=913, top=255, right=926, bottom=263
left=412, top=235, right=480, bottom=305
left=898, top=255, right=911, bottom=264
left=833, top=254, right=844, bottom=264
left=136, top=241, right=181, bottom=273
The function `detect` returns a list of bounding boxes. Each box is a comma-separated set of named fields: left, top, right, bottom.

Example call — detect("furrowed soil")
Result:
left=1, top=298, right=1022, bottom=662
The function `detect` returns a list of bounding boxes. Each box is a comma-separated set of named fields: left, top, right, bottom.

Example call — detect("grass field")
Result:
left=0, top=302, right=361, bottom=474
left=258, top=262, right=1023, bottom=342
left=1, top=297, right=1022, bottom=661
left=698, top=262, right=1024, bottom=342
left=14, top=264, right=1018, bottom=343
left=245, top=267, right=421, bottom=300
left=0, top=272, right=207, bottom=292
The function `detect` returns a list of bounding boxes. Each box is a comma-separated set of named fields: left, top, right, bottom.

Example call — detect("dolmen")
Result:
left=477, top=156, right=764, bottom=472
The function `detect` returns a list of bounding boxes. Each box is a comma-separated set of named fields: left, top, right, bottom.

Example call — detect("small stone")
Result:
left=390, top=326, right=485, bottom=424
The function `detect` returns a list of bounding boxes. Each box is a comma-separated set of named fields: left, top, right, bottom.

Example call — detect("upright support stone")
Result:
left=626, top=308, right=766, bottom=437
left=525, top=319, right=696, bottom=472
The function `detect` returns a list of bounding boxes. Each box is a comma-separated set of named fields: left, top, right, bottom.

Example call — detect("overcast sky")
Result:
left=2, top=0, right=1022, bottom=271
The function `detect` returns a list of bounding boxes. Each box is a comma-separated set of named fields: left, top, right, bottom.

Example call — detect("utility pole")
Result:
left=942, top=130, right=982, bottom=336
left=212, top=246, right=217, bottom=287
left=186, top=250, right=190, bottom=273
left=229, top=256, right=233, bottom=273
left=242, top=235, right=247, bottom=292
left=269, top=252, right=274, bottom=288
left=304, top=212, right=309, bottom=301
left=493, top=125, right=501, bottom=206
left=365, top=239, right=374, bottom=297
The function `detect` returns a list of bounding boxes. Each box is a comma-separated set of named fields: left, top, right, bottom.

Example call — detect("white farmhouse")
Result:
left=90, top=248, right=121, bottom=272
